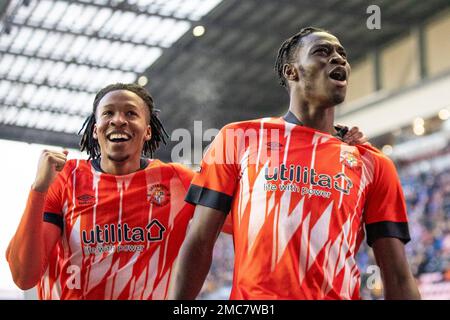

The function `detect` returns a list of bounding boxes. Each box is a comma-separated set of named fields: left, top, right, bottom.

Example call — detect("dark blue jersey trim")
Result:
left=185, top=184, right=232, bottom=214
left=365, top=221, right=411, bottom=247
left=43, top=212, right=63, bottom=232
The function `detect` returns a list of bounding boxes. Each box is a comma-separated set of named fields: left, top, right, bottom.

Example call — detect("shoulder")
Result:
left=146, top=159, right=195, bottom=177
left=50, top=159, right=87, bottom=190
left=357, top=144, right=393, bottom=166
left=162, top=161, right=195, bottom=186
left=356, top=143, right=382, bottom=155
left=168, top=162, right=195, bottom=177
left=356, top=144, right=399, bottom=182
left=65, top=158, right=79, bottom=168
left=220, top=117, right=281, bottom=131
left=61, top=158, right=88, bottom=175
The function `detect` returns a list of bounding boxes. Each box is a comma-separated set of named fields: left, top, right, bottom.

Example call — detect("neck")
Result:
left=100, top=156, right=142, bottom=175
left=288, top=91, right=336, bottom=135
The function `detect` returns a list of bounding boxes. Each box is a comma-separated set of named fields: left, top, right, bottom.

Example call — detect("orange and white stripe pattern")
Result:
left=188, top=116, right=409, bottom=300
left=38, top=159, right=194, bottom=300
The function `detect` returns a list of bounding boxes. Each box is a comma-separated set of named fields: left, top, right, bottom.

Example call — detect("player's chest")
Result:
left=61, top=174, right=178, bottom=253
left=240, top=142, right=366, bottom=205
left=63, top=173, right=175, bottom=224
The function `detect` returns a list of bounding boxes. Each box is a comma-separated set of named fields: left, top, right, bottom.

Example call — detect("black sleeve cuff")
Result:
left=44, top=212, right=64, bottom=233
left=365, top=221, right=411, bottom=247
left=185, top=184, right=233, bottom=214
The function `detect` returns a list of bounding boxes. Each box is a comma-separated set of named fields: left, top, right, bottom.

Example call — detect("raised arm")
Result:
left=168, top=205, right=227, bottom=299
left=6, top=150, right=67, bottom=289
left=372, top=237, right=421, bottom=299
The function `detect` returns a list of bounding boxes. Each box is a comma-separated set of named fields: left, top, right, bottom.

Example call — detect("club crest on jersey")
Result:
left=340, top=150, right=360, bottom=169
left=148, top=184, right=170, bottom=206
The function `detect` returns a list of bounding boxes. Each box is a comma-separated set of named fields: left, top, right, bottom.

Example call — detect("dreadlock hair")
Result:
left=79, top=83, right=169, bottom=159
left=274, top=27, right=328, bottom=91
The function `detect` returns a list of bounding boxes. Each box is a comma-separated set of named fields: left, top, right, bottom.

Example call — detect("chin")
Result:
left=331, top=92, right=346, bottom=105
left=107, top=154, right=130, bottom=162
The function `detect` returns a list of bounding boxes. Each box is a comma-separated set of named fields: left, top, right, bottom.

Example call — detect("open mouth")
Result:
left=107, top=132, right=131, bottom=143
left=329, top=67, right=347, bottom=86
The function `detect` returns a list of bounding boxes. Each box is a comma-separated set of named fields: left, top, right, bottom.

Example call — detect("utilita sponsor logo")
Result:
left=81, top=220, right=166, bottom=245
left=265, top=164, right=353, bottom=195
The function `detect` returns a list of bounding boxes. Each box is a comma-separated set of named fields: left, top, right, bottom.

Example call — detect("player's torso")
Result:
left=230, top=119, right=368, bottom=299
left=43, top=159, right=192, bottom=300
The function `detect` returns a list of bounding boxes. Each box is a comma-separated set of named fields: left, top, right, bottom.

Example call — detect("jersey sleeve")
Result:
left=185, top=124, right=240, bottom=214
left=43, top=160, right=72, bottom=231
left=363, top=154, right=411, bottom=247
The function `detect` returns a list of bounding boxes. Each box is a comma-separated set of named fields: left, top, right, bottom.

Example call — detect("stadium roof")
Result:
left=0, top=0, right=223, bottom=146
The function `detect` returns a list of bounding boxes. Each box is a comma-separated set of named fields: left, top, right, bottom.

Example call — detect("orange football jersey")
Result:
left=38, top=158, right=194, bottom=299
left=186, top=112, right=410, bottom=299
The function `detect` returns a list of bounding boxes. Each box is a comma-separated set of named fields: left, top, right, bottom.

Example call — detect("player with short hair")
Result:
left=6, top=83, right=195, bottom=299
left=169, top=27, right=421, bottom=300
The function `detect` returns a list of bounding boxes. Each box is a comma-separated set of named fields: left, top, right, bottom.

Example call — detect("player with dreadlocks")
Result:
left=169, top=27, right=420, bottom=300
left=6, top=83, right=197, bottom=299
left=79, top=83, right=167, bottom=160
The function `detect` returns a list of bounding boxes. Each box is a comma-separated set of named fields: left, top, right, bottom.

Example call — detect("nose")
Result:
left=330, top=52, right=346, bottom=66
left=110, top=112, right=127, bottom=127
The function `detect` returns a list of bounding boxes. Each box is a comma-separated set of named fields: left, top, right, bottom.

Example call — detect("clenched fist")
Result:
left=32, top=150, right=68, bottom=193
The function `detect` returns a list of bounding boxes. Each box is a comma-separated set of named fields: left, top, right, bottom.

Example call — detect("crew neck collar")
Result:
left=282, top=110, right=348, bottom=140
left=283, top=110, right=303, bottom=126
left=91, top=157, right=148, bottom=174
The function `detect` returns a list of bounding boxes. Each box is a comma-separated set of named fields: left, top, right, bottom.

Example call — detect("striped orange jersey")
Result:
left=38, top=158, right=194, bottom=299
left=186, top=112, right=410, bottom=300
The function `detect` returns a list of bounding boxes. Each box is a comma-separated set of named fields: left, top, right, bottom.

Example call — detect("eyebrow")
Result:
left=311, top=42, right=346, bottom=53
left=100, top=103, right=140, bottom=109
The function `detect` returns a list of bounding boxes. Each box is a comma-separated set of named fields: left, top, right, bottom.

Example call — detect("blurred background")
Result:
left=1, top=0, right=449, bottom=299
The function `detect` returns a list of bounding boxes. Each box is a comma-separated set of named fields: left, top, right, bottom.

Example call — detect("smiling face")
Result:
left=285, top=31, right=351, bottom=106
left=93, top=90, right=151, bottom=163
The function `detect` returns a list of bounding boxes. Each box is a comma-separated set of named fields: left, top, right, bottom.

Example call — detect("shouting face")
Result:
left=285, top=31, right=351, bottom=106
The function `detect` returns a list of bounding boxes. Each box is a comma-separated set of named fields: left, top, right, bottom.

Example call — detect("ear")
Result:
left=93, top=123, right=98, bottom=140
left=283, top=63, right=298, bottom=82
left=144, top=125, right=152, bottom=142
